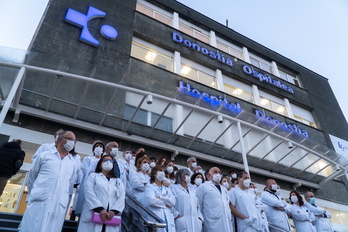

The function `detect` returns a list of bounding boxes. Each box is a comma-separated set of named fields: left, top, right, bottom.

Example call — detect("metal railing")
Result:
left=122, top=193, right=166, bottom=232
left=268, top=222, right=292, bottom=232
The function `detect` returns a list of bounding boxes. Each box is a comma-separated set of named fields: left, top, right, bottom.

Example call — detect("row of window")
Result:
left=136, top=0, right=302, bottom=88
left=130, top=38, right=317, bottom=128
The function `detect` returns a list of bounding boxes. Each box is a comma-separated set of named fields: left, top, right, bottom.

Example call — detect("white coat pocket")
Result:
left=175, top=216, right=187, bottom=232
left=29, top=187, right=49, bottom=202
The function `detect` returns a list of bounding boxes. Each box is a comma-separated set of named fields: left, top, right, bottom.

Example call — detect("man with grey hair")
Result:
left=32, top=129, right=64, bottom=161
left=304, top=191, right=334, bottom=232
left=187, top=156, right=197, bottom=175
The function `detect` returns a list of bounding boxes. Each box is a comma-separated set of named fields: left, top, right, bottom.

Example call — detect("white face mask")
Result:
left=156, top=171, right=166, bottom=181
left=102, top=161, right=113, bottom=171
left=223, top=182, right=229, bottom=189
left=64, top=140, right=75, bottom=152
left=191, top=162, right=197, bottom=169
left=231, top=173, right=237, bottom=179
left=243, top=179, right=251, bottom=188
left=94, top=147, right=103, bottom=156
left=271, top=184, right=278, bottom=191
left=195, top=178, right=203, bottom=186
left=150, top=162, right=156, bottom=168
left=142, top=163, right=150, bottom=172
left=110, top=147, right=118, bottom=157
left=212, top=174, right=222, bottom=183
left=291, top=195, right=298, bottom=204
left=185, top=175, right=191, bottom=184
left=124, top=152, right=132, bottom=161
left=166, top=166, right=174, bottom=174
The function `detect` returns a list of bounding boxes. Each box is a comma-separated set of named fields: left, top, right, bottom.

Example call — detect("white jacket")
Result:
left=290, top=204, right=317, bottom=232
left=304, top=202, right=334, bottom=232
left=129, top=171, right=150, bottom=203
left=196, top=181, right=233, bottom=232
left=77, top=173, right=125, bottom=232
left=146, top=183, right=176, bottom=232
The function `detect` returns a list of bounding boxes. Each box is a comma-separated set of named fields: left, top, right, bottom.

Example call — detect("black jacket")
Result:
left=0, top=142, right=26, bottom=178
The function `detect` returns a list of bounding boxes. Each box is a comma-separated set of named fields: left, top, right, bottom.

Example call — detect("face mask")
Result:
left=243, top=179, right=251, bottom=188
left=110, top=147, right=118, bottom=157
left=102, top=161, right=113, bottom=171
left=271, top=184, right=278, bottom=191
left=309, top=197, right=316, bottom=204
left=124, top=152, right=132, bottom=161
left=191, top=162, right=197, bottom=169
left=64, top=140, right=75, bottom=152
left=223, top=182, right=229, bottom=189
left=231, top=173, right=237, bottom=179
left=94, top=147, right=103, bottom=156
left=275, top=189, right=280, bottom=196
left=166, top=166, right=174, bottom=174
left=130, top=157, right=135, bottom=166
left=291, top=195, right=298, bottom=204
left=195, top=178, right=203, bottom=186
left=198, top=169, right=205, bottom=175
left=156, top=171, right=165, bottom=181
left=150, top=162, right=156, bottom=168
left=212, top=174, right=221, bottom=183
left=142, top=163, right=150, bottom=172
left=185, top=175, right=191, bottom=184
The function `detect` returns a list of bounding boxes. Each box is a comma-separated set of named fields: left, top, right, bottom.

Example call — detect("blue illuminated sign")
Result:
left=65, top=6, right=118, bottom=46
left=255, top=110, right=308, bottom=137
left=179, top=81, right=242, bottom=113
left=173, top=32, right=233, bottom=68
left=242, top=65, right=294, bottom=94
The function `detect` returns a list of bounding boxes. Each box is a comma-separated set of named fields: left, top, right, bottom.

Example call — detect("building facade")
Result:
left=1, top=0, right=348, bottom=230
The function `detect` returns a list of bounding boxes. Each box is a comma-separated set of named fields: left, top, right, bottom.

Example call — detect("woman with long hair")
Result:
left=162, top=160, right=175, bottom=187
left=289, top=190, right=316, bottom=232
left=77, top=155, right=125, bottom=232
left=145, top=165, right=176, bottom=232
left=129, top=155, right=151, bottom=203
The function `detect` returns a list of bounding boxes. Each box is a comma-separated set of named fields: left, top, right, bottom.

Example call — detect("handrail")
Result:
left=125, top=193, right=167, bottom=228
left=268, top=222, right=292, bottom=232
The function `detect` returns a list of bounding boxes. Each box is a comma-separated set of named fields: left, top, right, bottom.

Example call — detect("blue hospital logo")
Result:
left=65, top=6, right=118, bottom=47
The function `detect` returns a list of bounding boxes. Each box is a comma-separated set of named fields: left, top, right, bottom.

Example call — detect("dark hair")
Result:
left=92, top=140, right=105, bottom=153
left=150, top=165, right=165, bottom=183
left=95, top=155, right=116, bottom=178
left=237, top=170, right=248, bottom=179
left=191, top=172, right=205, bottom=185
left=164, top=160, right=175, bottom=180
left=149, top=157, right=157, bottom=162
left=12, top=139, right=22, bottom=146
left=290, top=190, right=304, bottom=206
left=156, top=157, right=167, bottom=166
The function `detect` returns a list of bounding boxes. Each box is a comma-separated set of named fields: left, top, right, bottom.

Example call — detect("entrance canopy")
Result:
left=1, top=47, right=347, bottom=189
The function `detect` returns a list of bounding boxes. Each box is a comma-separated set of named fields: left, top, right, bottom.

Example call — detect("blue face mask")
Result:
left=309, top=197, right=316, bottom=204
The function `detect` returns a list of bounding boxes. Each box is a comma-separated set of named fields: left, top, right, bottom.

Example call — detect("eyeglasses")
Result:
left=62, top=137, right=75, bottom=141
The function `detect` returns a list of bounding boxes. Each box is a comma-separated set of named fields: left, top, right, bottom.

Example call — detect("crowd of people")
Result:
left=12, top=129, right=335, bottom=232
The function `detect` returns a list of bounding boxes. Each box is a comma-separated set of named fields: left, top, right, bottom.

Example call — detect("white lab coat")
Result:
left=146, top=183, right=176, bottom=232
left=117, top=158, right=131, bottom=187
left=68, top=154, right=83, bottom=210
left=77, top=173, right=125, bottom=232
left=129, top=171, right=150, bottom=203
left=289, top=204, right=317, bottom=232
left=261, top=191, right=291, bottom=232
left=304, top=202, right=334, bottom=232
left=31, top=142, right=54, bottom=161
left=19, top=147, right=76, bottom=232
left=229, top=187, right=266, bottom=232
left=75, top=155, right=100, bottom=216
left=196, top=181, right=233, bottom=232
left=169, top=184, right=203, bottom=232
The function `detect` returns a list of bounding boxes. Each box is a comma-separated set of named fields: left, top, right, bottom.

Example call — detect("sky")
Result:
left=1, top=0, right=348, bottom=122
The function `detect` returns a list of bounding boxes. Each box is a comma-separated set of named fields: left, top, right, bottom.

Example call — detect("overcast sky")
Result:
left=1, top=0, right=348, bottom=124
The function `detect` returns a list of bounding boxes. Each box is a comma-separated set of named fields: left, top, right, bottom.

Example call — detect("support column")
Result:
left=237, top=121, right=249, bottom=175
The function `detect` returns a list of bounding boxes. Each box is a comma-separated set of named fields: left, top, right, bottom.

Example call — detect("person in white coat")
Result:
left=289, top=190, right=316, bottom=232
left=77, top=154, right=125, bottom=232
left=129, top=155, right=151, bottom=203
left=304, top=191, right=334, bottom=232
left=261, top=179, right=291, bottom=232
left=117, top=150, right=133, bottom=188
left=229, top=171, right=267, bottom=232
left=19, top=131, right=77, bottom=232
left=170, top=169, right=203, bottom=232
left=146, top=165, right=176, bottom=232
left=196, top=167, right=233, bottom=232
left=75, top=140, right=105, bottom=217
left=189, top=172, right=205, bottom=189
left=31, top=129, right=64, bottom=161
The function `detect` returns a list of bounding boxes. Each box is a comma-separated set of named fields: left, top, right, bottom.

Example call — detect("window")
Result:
left=136, top=1, right=172, bottom=26
left=216, top=40, right=243, bottom=60
left=250, top=56, right=272, bottom=73
left=292, top=104, right=317, bottom=128
left=260, top=96, right=287, bottom=116
left=179, top=22, right=210, bottom=44
left=131, top=41, right=173, bottom=71
left=224, top=84, right=253, bottom=102
left=294, top=115, right=317, bottom=128
left=180, top=64, right=216, bottom=88
left=124, top=105, right=173, bottom=132
left=279, top=68, right=302, bottom=87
